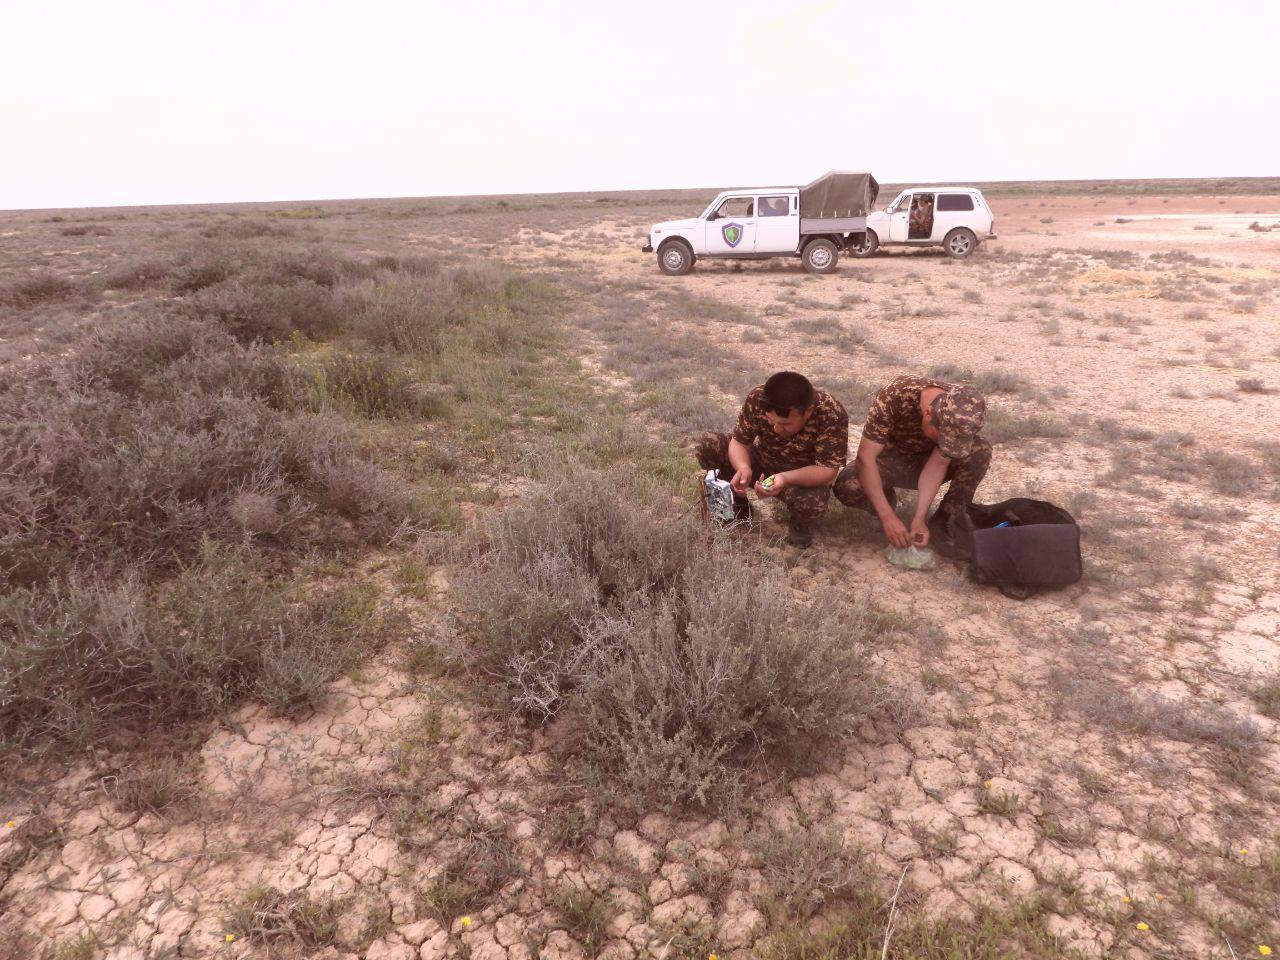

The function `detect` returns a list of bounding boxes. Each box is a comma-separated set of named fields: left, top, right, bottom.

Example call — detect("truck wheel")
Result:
left=657, top=240, right=694, bottom=276
left=849, top=231, right=879, bottom=258
left=802, top=239, right=838, bottom=274
left=943, top=228, right=977, bottom=259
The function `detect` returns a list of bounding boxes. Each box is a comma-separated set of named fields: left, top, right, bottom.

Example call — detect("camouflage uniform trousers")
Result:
left=831, top=437, right=992, bottom=516
left=693, top=432, right=832, bottom=521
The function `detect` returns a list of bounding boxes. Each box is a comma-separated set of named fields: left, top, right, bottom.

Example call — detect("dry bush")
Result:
left=102, top=753, right=202, bottom=816
left=98, top=257, right=177, bottom=291
left=270, top=351, right=434, bottom=420
left=1099, top=429, right=1264, bottom=498
left=929, top=363, right=1029, bottom=395
left=550, top=885, right=612, bottom=955
left=822, top=374, right=880, bottom=415
left=200, top=219, right=297, bottom=240
left=788, top=316, right=870, bottom=352
left=224, top=884, right=348, bottom=947
left=446, top=468, right=886, bottom=809
left=1252, top=671, right=1280, bottom=720
left=750, top=823, right=864, bottom=922
left=984, top=408, right=1069, bottom=443
left=416, top=825, right=521, bottom=924
left=0, top=543, right=398, bottom=753
left=308, top=458, right=420, bottom=543
left=182, top=275, right=343, bottom=343
left=0, top=270, right=75, bottom=308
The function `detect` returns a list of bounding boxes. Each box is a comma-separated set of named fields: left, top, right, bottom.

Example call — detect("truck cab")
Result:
left=647, top=188, right=801, bottom=266
left=854, top=187, right=996, bottom=259
left=643, top=172, right=877, bottom=276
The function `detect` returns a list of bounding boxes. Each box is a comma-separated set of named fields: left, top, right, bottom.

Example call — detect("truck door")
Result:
left=754, top=194, right=797, bottom=254
left=704, top=196, right=756, bottom=255
left=887, top=192, right=912, bottom=242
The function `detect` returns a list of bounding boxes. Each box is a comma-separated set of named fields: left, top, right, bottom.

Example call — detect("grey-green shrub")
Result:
left=447, top=467, right=886, bottom=809
left=0, top=543, right=398, bottom=752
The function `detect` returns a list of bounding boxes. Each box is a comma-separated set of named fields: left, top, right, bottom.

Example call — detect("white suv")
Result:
left=852, top=187, right=996, bottom=259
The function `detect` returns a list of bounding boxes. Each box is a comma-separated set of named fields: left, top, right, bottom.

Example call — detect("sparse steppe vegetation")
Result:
left=1, top=182, right=1278, bottom=958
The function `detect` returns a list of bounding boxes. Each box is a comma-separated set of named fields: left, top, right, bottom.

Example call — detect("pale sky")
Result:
left=3, top=0, right=1277, bottom=210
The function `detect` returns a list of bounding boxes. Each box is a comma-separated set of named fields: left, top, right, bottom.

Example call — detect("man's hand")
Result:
left=910, top=516, right=930, bottom=547
left=730, top=467, right=754, bottom=496
left=755, top=473, right=788, bottom=498
left=882, top=512, right=911, bottom=549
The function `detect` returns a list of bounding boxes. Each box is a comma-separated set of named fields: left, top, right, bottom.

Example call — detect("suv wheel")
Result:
left=849, top=231, right=879, bottom=258
left=802, top=238, right=838, bottom=274
left=944, top=228, right=977, bottom=259
left=657, top=240, right=694, bottom=276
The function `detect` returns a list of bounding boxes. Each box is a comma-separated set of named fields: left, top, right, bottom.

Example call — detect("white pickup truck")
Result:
left=642, top=171, right=878, bottom=276
left=851, top=187, right=997, bottom=259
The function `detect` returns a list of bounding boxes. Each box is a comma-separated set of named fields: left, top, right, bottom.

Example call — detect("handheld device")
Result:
left=702, top=469, right=737, bottom=523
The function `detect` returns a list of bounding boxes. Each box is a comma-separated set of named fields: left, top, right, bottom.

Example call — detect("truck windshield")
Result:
left=714, top=197, right=754, bottom=219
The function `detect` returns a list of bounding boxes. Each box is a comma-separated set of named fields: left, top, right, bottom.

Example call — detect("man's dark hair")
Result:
left=762, top=371, right=814, bottom=415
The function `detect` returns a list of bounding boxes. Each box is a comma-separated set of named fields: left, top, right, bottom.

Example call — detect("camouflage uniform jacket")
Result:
left=732, top=386, right=849, bottom=473
left=861, top=375, right=982, bottom=456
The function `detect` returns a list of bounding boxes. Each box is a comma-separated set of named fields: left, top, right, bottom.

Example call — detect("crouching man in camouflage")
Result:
left=695, top=371, right=848, bottom=549
left=833, top=375, right=990, bottom=554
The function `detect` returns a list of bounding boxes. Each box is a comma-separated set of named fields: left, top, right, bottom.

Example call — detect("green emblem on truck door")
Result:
left=721, top=222, right=743, bottom=248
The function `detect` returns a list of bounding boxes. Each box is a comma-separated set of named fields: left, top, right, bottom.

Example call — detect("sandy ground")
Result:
left=3, top=192, right=1279, bottom=959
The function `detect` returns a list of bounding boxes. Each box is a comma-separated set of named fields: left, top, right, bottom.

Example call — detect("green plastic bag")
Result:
left=884, top=545, right=937, bottom=570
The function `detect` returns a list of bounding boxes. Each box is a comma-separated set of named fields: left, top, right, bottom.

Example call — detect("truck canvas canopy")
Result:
left=799, top=171, right=880, bottom=219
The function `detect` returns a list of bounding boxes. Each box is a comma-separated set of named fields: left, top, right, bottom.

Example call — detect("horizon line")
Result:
left=4, top=173, right=1279, bottom=215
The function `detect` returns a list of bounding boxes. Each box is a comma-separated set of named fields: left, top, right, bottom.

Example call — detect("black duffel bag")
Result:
left=957, top=498, right=1082, bottom=600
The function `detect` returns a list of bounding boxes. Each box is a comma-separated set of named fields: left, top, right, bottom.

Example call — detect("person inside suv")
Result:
left=909, top=194, right=934, bottom=240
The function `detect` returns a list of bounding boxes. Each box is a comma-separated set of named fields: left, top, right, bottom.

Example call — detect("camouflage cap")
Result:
left=933, top=386, right=986, bottom=459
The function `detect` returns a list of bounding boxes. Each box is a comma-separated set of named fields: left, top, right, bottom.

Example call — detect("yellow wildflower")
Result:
left=225, top=933, right=236, bottom=942
left=1121, top=896, right=1131, bottom=903
left=1259, top=947, right=1272, bottom=957
left=984, top=779, right=993, bottom=789
left=710, top=955, right=720, bottom=960
left=1137, top=922, right=1150, bottom=931
left=460, top=915, right=472, bottom=928
left=1240, top=848, right=1248, bottom=855
left=4, top=821, right=14, bottom=829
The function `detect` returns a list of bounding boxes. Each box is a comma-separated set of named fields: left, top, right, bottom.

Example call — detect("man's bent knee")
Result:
left=832, top=464, right=868, bottom=508
left=694, top=431, right=731, bottom=470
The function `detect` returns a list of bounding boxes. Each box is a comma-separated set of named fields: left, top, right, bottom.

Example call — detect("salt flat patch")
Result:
left=1107, top=212, right=1280, bottom=223
left=1087, top=229, right=1241, bottom=244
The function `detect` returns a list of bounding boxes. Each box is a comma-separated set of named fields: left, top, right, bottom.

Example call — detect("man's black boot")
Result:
left=929, top=503, right=973, bottom=560
left=927, top=505, right=954, bottom=552
left=946, top=507, right=974, bottom=560
left=787, top=516, right=814, bottom=549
